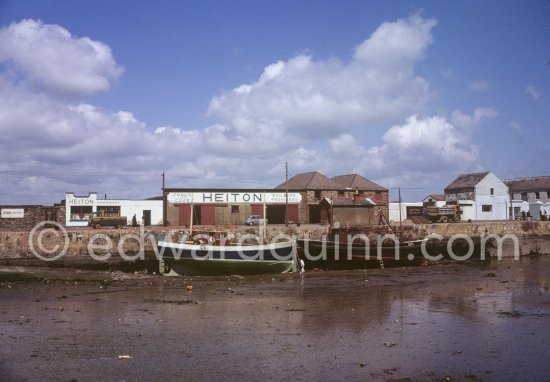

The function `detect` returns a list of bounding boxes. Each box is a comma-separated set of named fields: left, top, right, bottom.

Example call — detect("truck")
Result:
left=88, top=212, right=127, bottom=229
left=425, top=205, right=462, bottom=223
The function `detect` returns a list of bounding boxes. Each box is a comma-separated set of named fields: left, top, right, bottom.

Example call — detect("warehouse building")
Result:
left=162, top=171, right=388, bottom=227
left=65, top=192, right=163, bottom=227
left=162, top=189, right=302, bottom=226
left=276, top=171, right=389, bottom=225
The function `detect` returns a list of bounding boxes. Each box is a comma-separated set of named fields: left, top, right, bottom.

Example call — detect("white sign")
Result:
left=67, top=197, right=95, bottom=206
left=167, top=192, right=302, bottom=204
left=1, top=208, right=25, bottom=218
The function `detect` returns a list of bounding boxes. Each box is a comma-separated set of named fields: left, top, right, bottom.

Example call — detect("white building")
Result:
left=65, top=192, right=163, bottom=227
left=388, top=202, right=423, bottom=223
left=422, top=194, right=446, bottom=207
left=505, top=176, right=550, bottom=220
left=444, top=172, right=509, bottom=221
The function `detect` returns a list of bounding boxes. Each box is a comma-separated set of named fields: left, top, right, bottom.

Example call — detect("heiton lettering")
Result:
left=167, top=192, right=302, bottom=204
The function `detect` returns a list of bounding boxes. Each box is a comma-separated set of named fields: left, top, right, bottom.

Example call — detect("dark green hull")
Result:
left=159, top=257, right=294, bottom=276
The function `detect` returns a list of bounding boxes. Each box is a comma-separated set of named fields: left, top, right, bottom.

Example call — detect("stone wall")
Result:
left=0, top=205, right=48, bottom=230
left=446, top=191, right=474, bottom=202
left=1, top=221, right=550, bottom=260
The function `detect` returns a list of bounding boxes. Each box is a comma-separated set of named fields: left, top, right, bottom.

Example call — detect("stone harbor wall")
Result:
left=1, top=221, right=550, bottom=260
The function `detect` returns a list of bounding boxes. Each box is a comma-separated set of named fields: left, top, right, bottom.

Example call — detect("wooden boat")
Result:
left=296, top=235, right=490, bottom=270
left=158, top=235, right=295, bottom=276
left=296, top=238, right=427, bottom=270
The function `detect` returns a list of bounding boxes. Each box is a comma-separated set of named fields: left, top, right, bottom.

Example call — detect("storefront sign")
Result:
left=167, top=192, right=302, bottom=204
left=1, top=208, right=25, bottom=218
left=96, top=200, right=122, bottom=206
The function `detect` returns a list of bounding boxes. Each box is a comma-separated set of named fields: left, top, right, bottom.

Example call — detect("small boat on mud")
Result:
left=296, top=233, right=490, bottom=270
left=296, top=238, right=428, bottom=270
left=158, top=232, right=295, bottom=276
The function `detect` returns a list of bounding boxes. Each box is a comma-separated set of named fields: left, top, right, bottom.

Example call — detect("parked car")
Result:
left=245, top=215, right=267, bottom=226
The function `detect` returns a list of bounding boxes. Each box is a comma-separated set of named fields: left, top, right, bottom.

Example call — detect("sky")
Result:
left=0, top=0, right=549, bottom=204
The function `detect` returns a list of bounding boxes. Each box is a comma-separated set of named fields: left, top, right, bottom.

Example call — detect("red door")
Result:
left=287, top=205, right=299, bottom=223
left=178, top=204, right=191, bottom=226
left=200, top=205, right=216, bottom=225
left=251, top=204, right=264, bottom=217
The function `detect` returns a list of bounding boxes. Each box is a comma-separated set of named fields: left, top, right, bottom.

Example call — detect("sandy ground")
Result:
left=1, top=257, right=550, bottom=382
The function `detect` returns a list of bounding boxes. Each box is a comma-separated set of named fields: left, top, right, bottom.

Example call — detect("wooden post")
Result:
left=398, top=188, right=403, bottom=239
left=263, top=192, right=267, bottom=242
left=189, top=203, right=194, bottom=238
left=285, top=162, right=289, bottom=226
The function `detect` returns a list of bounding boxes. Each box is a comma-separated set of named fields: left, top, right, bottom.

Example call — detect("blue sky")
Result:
left=0, top=0, right=549, bottom=204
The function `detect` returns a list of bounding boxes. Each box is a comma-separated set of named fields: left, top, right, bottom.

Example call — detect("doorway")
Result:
left=142, top=210, right=151, bottom=226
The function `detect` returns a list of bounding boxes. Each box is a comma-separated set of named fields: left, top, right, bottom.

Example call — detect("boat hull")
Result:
left=157, top=240, right=295, bottom=276
left=297, top=239, right=426, bottom=270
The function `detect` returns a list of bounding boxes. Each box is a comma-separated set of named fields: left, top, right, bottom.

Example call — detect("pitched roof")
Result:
left=505, top=176, right=550, bottom=192
left=331, top=174, right=387, bottom=191
left=275, top=171, right=346, bottom=190
left=423, top=194, right=446, bottom=202
left=445, top=172, right=490, bottom=191
left=320, top=197, right=376, bottom=206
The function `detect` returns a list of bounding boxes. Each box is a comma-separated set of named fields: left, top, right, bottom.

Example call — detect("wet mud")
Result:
left=1, top=256, right=550, bottom=381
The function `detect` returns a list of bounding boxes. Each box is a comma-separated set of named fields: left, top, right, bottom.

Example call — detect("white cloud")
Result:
left=0, top=19, right=123, bottom=97
left=510, top=121, right=523, bottom=138
left=469, top=80, right=490, bottom=92
left=525, top=85, right=542, bottom=102
left=207, top=14, right=437, bottom=139
left=329, top=134, right=365, bottom=156
left=380, top=115, right=479, bottom=168
left=0, top=15, right=495, bottom=204
left=324, top=110, right=489, bottom=191
left=451, top=107, right=497, bottom=135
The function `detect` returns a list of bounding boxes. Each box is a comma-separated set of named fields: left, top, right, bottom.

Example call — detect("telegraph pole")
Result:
left=162, top=171, right=167, bottom=226
left=398, top=188, right=403, bottom=238
left=285, top=162, right=289, bottom=226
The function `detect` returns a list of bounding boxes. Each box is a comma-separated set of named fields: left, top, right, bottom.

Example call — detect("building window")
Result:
left=314, top=190, right=322, bottom=199
left=482, top=205, right=492, bottom=212
left=374, top=192, right=382, bottom=202
left=535, top=191, right=540, bottom=200
left=490, top=188, right=494, bottom=195
left=70, top=206, right=92, bottom=221
left=97, top=206, right=121, bottom=216
left=338, top=191, right=344, bottom=197
left=521, top=192, right=528, bottom=201
left=231, top=205, right=239, bottom=213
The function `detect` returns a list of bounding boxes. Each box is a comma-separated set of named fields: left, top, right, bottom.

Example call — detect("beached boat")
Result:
left=296, top=238, right=427, bottom=270
left=158, top=236, right=295, bottom=276
left=296, top=235, right=491, bottom=270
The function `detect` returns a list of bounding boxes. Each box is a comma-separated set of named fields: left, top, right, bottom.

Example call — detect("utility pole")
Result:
left=162, top=171, right=167, bottom=226
left=285, top=162, right=289, bottom=226
left=398, top=188, right=403, bottom=238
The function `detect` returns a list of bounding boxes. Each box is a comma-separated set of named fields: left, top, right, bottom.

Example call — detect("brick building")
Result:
left=275, top=171, right=388, bottom=225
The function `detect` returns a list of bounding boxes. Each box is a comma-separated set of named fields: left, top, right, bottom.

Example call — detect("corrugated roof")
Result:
left=445, top=172, right=490, bottom=191
left=331, top=174, right=387, bottom=191
left=275, top=171, right=346, bottom=190
left=505, top=176, right=550, bottom=192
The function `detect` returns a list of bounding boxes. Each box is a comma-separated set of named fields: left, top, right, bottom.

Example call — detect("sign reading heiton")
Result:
left=1, top=208, right=25, bottom=218
left=167, top=192, right=302, bottom=204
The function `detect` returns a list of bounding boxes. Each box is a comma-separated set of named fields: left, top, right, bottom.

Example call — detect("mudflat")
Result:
left=1, top=257, right=549, bottom=381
